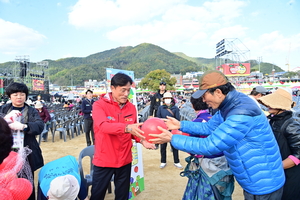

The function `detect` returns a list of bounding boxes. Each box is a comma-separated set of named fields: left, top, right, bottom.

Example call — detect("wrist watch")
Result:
left=125, top=125, right=132, bottom=133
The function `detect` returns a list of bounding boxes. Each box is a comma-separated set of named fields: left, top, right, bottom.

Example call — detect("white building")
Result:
left=182, top=72, right=204, bottom=79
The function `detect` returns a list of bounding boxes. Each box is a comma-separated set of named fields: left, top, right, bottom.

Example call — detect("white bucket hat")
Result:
left=35, top=101, right=43, bottom=109
left=163, top=92, right=172, bottom=99
left=47, top=175, right=80, bottom=200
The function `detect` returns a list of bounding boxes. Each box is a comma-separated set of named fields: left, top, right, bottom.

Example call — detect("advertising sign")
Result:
left=0, top=78, right=3, bottom=94
left=216, top=63, right=251, bottom=76
left=106, top=68, right=144, bottom=200
left=32, top=79, right=44, bottom=91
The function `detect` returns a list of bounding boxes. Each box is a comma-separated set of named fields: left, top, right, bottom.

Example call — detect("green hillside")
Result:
left=0, top=43, right=284, bottom=86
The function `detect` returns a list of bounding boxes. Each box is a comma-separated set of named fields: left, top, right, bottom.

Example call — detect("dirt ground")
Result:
left=36, top=132, right=244, bottom=200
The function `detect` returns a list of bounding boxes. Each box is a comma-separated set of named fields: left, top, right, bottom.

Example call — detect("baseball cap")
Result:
left=254, top=86, right=267, bottom=95
left=47, top=175, right=80, bottom=200
left=160, top=81, right=166, bottom=85
left=192, top=70, right=228, bottom=99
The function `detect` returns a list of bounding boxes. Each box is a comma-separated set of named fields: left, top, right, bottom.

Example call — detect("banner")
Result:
left=0, top=78, right=3, bottom=94
left=32, top=79, right=45, bottom=91
left=216, top=63, right=251, bottom=76
left=106, top=68, right=144, bottom=200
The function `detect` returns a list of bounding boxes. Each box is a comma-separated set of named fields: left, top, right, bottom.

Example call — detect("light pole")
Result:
left=257, top=56, right=262, bottom=73
left=70, top=74, right=73, bottom=90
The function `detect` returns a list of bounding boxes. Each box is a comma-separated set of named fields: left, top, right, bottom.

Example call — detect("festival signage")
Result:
left=0, top=78, right=3, bottom=94
left=32, top=79, right=44, bottom=91
left=216, top=63, right=251, bottom=76
left=106, top=68, right=144, bottom=200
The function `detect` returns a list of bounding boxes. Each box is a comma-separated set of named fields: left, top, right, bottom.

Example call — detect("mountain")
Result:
left=0, top=43, right=284, bottom=86
left=0, top=43, right=200, bottom=86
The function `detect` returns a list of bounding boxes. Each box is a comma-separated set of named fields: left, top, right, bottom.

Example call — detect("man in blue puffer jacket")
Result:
left=150, top=70, right=285, bottom=200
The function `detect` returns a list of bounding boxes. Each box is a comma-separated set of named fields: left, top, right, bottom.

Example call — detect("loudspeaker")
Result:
left=44, top=80, right=49, bottom=94
left=19, top=62, right=28, bottom=78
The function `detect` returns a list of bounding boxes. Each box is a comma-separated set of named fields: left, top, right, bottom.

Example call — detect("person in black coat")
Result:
left=0, top=116, right=13, bottom=164
left=258, top=88, right=300, bottom=200
left=149, top=81, right=167, bottom=117
left=149, top=81, right=167, bottom=150
left=0, top=82, right=44, bottom=200
left=81, top=89, right=95, bottom=146
left=157, top=92, right=182, bottom=169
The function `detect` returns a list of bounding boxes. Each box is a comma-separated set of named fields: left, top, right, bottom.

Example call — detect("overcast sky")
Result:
left=0, top=0, right=299, bottom=71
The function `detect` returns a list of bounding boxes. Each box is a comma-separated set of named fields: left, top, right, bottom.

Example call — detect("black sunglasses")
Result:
left=160, top=81, right=166, bottom=85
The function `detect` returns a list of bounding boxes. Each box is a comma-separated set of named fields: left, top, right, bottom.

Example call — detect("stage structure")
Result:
left=12, top=56, right=50, bottom=100
left=215, top=38, right=251, bottom=77
left=215, top=38, right=253, bottom=92
left=0, top=66, right=14, bottom=95
left=36, top=61, right=50, bottom=94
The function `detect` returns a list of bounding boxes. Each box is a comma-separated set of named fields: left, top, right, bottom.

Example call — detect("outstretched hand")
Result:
left=149, top=126, right=173, bottom=144
left=162, top=116, right=181, bottom=130
left=127, top=123, right=145, bottom=140
left=141, top=140, right=156, bottom=149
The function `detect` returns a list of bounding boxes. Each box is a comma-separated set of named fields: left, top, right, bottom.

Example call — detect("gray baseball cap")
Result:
left=255, top=86, right=267, bottom=95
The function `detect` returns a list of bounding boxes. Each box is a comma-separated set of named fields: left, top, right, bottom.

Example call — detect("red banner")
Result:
left=216, top=63, right=251, bottom=76
left=32, top=79, right=44, bottom=91
left=0, top=79, right=3, bottom=88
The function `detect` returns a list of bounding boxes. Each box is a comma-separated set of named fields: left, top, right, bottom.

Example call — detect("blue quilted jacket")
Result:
left=172, top=90, right=285, bottom=195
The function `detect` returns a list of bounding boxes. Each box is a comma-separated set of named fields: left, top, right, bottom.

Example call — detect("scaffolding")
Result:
left=215, top=38, right=251, bottom=88
left=215, top=38, right=250, bottom=67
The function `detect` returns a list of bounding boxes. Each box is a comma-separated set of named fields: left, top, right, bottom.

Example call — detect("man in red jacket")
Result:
left=90, top=72, right=155, bottom=200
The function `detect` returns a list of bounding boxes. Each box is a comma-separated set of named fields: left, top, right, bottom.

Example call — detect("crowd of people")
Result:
left=0, top=70, right=300, bottom=200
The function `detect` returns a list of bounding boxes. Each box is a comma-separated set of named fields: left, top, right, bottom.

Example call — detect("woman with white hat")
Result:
left=258, top=87, right=300, bottom=200
left=37, top=155, right=88, bottom=200
left=35, top=101, right=51, bottom=142
left=157, top=92, right=182, bottom=169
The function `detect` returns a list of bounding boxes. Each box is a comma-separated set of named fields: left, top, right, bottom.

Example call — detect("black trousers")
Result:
left=160, top=142, right=179, bottom=163
left=84, top=118, right=94, bottom=146
left=90, top=163, right=132, bottom=200
left=243, top=186, right=283, bottom=200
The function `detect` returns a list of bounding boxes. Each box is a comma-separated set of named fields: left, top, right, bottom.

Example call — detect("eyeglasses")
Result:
left=160, top=82, right=166, bottom=85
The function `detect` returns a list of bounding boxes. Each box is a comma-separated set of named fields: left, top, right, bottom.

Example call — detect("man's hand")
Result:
left=4, top=110, right=22, bottom=123
left=9, top=121, right=26, bottom=130
left=149, top=126, right=173, bottom=144
left=141, top=140, right=156, bottom=149
left=126, top=123, right=145, bottom=140
left=162, top=116, right=181, bottom=130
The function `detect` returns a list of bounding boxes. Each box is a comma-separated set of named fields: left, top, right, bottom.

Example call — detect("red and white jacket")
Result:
left=92, top=93, right=141, bottom=168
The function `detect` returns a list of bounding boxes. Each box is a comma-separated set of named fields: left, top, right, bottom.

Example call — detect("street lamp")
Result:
left=257, top=56, right=262, bottom=73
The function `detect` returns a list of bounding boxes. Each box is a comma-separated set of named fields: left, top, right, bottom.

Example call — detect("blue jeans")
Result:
left=42, top=123, right=50, bottom=140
